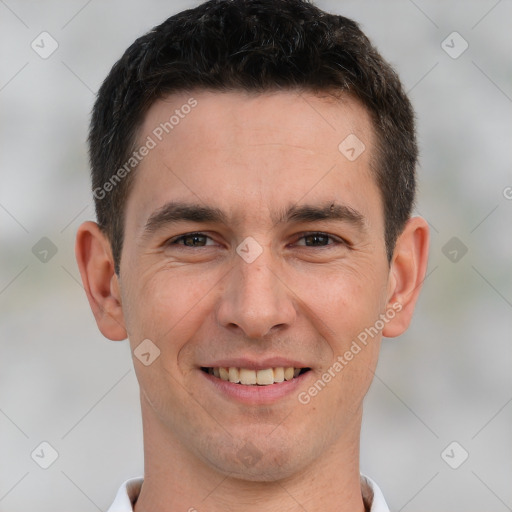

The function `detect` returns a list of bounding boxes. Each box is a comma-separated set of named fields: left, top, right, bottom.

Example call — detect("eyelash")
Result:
left=166, top=232, right=347, bottom=249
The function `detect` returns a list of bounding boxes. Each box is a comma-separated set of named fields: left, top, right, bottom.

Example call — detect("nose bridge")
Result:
left=217, top=242, right=296, bottom=339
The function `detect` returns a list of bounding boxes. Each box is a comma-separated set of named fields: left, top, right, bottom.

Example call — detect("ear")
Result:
left=382, top=216, right=430, bottom=338
left=75, top=221, right=127, bottom=341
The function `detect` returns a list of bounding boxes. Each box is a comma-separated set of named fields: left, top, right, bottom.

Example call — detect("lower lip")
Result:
left=199, top=369, right=311, bottom=405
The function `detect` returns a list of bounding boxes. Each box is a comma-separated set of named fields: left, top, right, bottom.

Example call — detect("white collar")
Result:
left=107, top=474, right=390, bottom=512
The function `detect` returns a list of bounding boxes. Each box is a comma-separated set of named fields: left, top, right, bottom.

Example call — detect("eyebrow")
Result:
left=142, top=200, right=366, bottom=237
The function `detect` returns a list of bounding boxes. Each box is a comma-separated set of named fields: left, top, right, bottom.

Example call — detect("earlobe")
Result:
left=382, top=216, right=430, bottom=338
left=75, top=221, right=128, bottom=341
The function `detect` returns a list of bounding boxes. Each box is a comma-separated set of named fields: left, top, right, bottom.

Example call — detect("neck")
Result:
left=134, top=395, right=366, bottom=512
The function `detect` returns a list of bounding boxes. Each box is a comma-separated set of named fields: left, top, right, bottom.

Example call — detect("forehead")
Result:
left=126, top=90, right=380, bottom=232
left=140, top=89, right=373, bottom=153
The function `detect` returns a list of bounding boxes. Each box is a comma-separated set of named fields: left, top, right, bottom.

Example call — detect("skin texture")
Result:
left=76, top=91, right=429, bottom=512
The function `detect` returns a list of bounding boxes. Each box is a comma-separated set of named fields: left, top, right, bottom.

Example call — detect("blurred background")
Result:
left=1, top=1, right=511, bottom=510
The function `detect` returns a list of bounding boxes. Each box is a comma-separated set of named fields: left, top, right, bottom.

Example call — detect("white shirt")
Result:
left=107, top=474, right=390, bottom=512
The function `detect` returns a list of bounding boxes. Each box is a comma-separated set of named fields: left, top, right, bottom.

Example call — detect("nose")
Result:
left=216, top=246, right=297, bottom=339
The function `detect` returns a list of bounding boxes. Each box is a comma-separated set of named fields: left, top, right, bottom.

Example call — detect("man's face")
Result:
left=119, top=90, right=393, bottom=480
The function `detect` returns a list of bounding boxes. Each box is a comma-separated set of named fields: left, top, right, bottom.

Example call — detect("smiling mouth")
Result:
left=201, top=366, right=311, bottom=386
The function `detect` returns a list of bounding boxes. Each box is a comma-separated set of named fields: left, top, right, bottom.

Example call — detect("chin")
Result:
left=199, top=428, right=314, bottom=483
left=212, top=451, right=303, bottom=483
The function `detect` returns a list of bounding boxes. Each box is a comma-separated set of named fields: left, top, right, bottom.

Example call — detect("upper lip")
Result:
left=200, top=358, right=310, bottom=371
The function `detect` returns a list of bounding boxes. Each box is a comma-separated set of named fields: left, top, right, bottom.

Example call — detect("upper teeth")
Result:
left=208, top=367, right=302, bottom=385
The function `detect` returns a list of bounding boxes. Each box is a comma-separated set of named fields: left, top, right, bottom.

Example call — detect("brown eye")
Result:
left=303, top=233, right=330, bottom=246
left=295, top=232, right=344, bottom=247
left=168, top=233, right=214, bottom=247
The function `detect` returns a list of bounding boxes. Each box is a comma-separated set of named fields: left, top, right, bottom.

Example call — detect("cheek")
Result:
left=123, top=268, right=217, bottom=412
left=290, top=263, right=385, bottom=343
left=124, top=266, right=221, bottom=351
left=291, top=264, right=384, bottom=400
